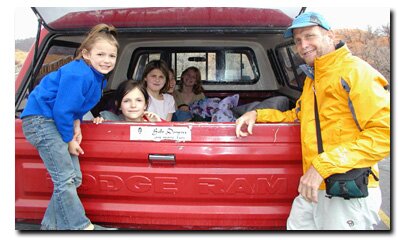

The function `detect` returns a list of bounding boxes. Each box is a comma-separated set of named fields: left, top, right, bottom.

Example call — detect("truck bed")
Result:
left=15, top=120, right=301, bottom=230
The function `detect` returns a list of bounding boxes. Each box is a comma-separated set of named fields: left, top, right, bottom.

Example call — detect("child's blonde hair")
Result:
left=75, top=23, right=119, bottom=60
left=179, top=66, right=204, bottom=94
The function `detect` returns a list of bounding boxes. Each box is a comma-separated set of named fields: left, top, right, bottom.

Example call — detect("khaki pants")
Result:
left=287, top=187, right=381, bottom=230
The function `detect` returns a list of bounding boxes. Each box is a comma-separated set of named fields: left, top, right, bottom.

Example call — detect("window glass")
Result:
left=16, top=45, right=76, bottom=117
left=276, top=44, right=305, bottom=89
left=129, top=48, right=259, bottom=84
left=224, top=52, right=241, bottom=81
left=132, top=53, right=162, bottom=80
left=148, top=53, right=161, bottom=62
left=224, top=52, right=255, bottom=82
left=38, top=46, right=75, bottom=80
left=176, top=52, right=208, bottom=80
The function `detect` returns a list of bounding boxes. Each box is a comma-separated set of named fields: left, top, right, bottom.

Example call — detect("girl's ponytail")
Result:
left=75, top=23, right=119, bottom=60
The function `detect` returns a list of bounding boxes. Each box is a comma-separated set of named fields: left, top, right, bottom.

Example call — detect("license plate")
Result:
left=130, top=126, right=192, bottom=142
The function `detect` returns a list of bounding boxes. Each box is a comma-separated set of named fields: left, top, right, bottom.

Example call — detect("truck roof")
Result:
left=35, top=7, right=293, bottom=31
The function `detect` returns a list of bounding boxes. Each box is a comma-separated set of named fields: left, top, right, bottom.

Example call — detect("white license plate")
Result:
left=130, top=126, right=192, bottom=142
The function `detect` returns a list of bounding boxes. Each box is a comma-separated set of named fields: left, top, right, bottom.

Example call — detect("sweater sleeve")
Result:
left=53, top=71, right=87, bottom=142
left=312, top=66, right=390, bottom=178
left=256, top=95, right=301, bottom=123
left=255, top=77, right=314, bottom=123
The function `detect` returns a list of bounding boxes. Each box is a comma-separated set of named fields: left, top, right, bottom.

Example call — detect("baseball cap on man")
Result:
left=284, top=12, right=331, bottom=38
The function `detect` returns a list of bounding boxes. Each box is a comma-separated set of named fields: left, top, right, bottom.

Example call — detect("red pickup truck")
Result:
left=15, top=7, right=305, bottom=230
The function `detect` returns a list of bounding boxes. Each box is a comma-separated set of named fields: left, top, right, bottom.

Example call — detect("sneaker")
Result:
left=93, top=224, right=118, bottom=230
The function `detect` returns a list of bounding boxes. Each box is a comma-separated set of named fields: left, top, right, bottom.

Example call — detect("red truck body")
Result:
left=16, top=121, right=301, bottom=229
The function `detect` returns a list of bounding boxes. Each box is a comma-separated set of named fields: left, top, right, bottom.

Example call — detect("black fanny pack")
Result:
left=325, top=167, right=379, bottom=200
left=312, top=92, right=379, bottom=200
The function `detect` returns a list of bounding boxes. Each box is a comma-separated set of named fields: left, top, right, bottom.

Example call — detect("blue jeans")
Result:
left=172, top=110, right=192, bottom=121
left=22, top=115, right=91, bottom=230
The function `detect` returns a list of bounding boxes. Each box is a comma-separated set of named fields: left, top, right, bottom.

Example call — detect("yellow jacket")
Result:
left=256, top=44, right=390, bottom=189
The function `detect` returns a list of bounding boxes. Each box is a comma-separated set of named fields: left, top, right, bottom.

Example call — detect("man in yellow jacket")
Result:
left=235, top=12, right=390, bottom=230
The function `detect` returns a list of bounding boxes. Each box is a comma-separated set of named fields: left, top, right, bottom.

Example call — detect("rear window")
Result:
left=128, top=47, right=260, bottom=84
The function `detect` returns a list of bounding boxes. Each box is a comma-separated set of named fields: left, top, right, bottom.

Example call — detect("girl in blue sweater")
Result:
left=20, top=24, right=119, bottom=230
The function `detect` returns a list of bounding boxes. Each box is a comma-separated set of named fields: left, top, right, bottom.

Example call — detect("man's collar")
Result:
left=299, top=41, right=345, bottom=80
left=335, top=40, right=345, bottom=50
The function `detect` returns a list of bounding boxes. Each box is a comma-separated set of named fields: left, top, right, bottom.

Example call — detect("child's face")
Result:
left=182, top=70, right=197, bottom=87
left=120, top=87, right=147, bottom=122
left=145, top=69, right=166, bottom=93
left=167, top=71, right=176, bottom=93
left=83, top=39, right=118, bottom=74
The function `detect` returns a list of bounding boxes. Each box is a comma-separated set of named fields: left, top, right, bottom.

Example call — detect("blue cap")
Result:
left=284, top=12, right=331, bottom=38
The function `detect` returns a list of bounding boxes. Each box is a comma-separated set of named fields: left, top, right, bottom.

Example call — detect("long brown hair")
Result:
left=141, top=60, right=170, bottom=94
left=178, top=66, right=204, bottom=94
left=75, top=23, right=119, bottom=60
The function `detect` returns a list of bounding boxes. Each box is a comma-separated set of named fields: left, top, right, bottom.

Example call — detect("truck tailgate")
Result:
left=15, top=120, right=302, bottom=230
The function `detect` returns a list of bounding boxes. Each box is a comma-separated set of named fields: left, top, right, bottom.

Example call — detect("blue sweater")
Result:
left=21, top=59, right=107, bottom=142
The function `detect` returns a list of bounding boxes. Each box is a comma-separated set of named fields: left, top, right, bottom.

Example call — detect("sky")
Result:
left=14, top=6, right=391, bottom=40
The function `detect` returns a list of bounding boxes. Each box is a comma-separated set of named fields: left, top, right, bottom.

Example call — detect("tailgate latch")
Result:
left=148, top=154, right=176, bottom=165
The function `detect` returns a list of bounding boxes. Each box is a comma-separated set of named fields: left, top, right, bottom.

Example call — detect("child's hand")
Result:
left=144, top=111, right=162, bottom=122
left=178, top=105, right=190, bottom=112
left=68, top=140, right=84, bottom=156
left=73, top=119, right=82, bottom=144
left=73, top=132, right=83, bottom=145
left=93, top=116, right=104, bottom=124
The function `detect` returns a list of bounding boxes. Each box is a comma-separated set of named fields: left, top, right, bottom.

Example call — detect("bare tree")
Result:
left=335, top=27, right=390, bottom=83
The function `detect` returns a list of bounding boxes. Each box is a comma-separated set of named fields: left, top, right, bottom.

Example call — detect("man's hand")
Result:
left=235, top=110, right=257, bottom=138
left=298, top=165, right=324, bottom=203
